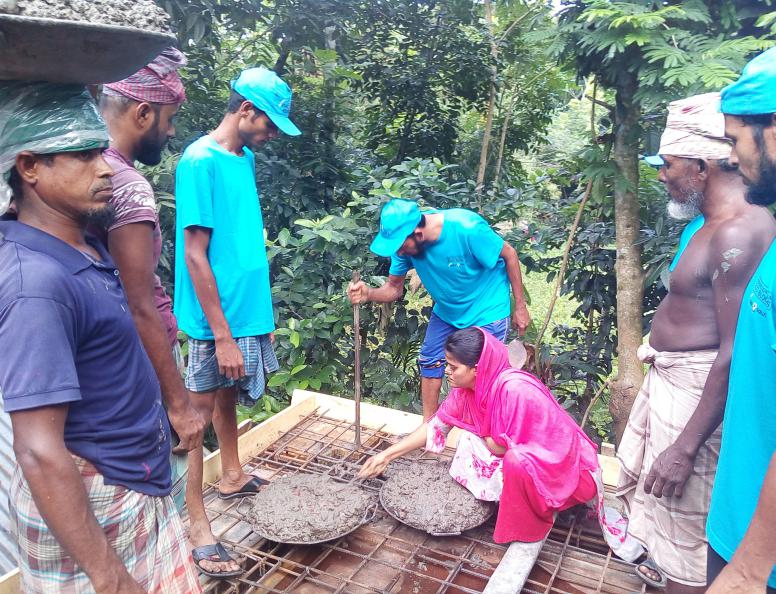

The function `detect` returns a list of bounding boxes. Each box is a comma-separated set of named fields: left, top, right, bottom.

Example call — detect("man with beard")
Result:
left=616, top=92, right=776, bottom=594
left=705, top=47, right=776, bottom=594
left=99, top=48, right=205, bottom=506
left=174, top=67, right=300, bottom=578
left=0, top=82, right=200, bottom=592
left=348, top=199, right=531, bottom=419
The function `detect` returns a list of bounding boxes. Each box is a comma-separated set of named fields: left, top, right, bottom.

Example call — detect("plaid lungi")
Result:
left=185, top=334, right=279, bottom=406
left=9, top=456, right=201, bottom=593
left=616, top=344, right=721, bottom=586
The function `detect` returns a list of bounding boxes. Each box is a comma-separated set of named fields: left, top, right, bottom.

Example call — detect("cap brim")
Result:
left=369, top=233, right=405, bottom=258
left=643, top=155, right=664, bottom=167
left=267, top=112, right=301, bottom=136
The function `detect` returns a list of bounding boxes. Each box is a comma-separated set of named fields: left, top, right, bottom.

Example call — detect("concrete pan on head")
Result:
left=0, top=15, right=175, bottom=84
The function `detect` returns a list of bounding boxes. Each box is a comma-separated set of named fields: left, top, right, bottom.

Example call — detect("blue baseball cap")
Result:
left=369, top=199, right=422, bottom=257
left=721, top=47, right=776, bottom=116
left=231, top=67, right=301, bottom=136
left=643, top=155, right=664, bottom=168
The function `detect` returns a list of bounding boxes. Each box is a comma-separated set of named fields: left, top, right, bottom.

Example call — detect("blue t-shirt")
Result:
left=174, top=135, right=275, bottom=340
left=0, top=222, right=171, bottom=496
left=669, top=215, right=705, bottom=272
left=707, top=239, right=776, bottom=588
left=389, top=208, right=510, bottom=328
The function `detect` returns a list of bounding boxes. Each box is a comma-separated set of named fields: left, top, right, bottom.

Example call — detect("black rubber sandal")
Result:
left=192, top=542, right=243, bottom=579
left=218, top=475, right=269, bottom=500
left=635, top=557, right=667, bottom=589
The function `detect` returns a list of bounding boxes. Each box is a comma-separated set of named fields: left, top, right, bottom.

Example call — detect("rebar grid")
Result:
left=195, top=408, right=652, bottom=594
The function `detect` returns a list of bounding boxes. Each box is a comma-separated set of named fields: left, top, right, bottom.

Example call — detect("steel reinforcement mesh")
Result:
left=193, top=408, right=653, bottom=594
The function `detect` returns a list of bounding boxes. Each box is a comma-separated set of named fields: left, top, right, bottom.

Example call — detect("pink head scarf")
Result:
left=437, top=328, right=599, bottom=506
left=103, top=47, right=187, bottom=105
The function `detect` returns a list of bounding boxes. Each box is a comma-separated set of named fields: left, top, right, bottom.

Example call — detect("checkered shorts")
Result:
left=185, top=334, right=279, bottom=406
left=9, top=456, right=201, bottom=593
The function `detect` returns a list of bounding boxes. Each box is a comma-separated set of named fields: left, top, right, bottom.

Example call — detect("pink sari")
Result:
left=436, top=329, right=600, bottom=541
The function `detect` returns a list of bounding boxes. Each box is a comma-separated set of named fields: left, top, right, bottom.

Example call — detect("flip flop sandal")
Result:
left=192, top=542, right=243, bottom=579
left=218, top=475, right=269, bottom=500
left=635, top=557, right=667, bottom=589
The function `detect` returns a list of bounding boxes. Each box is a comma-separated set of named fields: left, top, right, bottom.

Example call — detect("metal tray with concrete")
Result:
left=239, top=474, right=379, bottom=546
left=379, top=460, right=497, bottom=536
left=0, top=15, right=175, bottom=84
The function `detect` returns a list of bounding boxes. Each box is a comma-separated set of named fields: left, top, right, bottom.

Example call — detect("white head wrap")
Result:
left=657, top=92, right=732, bottom=161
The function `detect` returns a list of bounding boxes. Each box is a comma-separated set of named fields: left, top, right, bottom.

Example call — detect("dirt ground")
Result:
left=381, top=461, right=496, bottom=534
left=246, top=473, right=376, bottom=543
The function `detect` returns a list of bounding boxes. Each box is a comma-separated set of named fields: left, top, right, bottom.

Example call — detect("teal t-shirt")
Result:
left=173, top=135, right=275, bottom=340
left=389, top=208, right=510, bottom=328
left=707, top=239, right=776, bottom=588
left=669, top=215, right=705, bottom=272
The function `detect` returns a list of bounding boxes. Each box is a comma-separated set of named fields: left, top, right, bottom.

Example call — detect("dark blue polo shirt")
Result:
left=0, top=221, right=171, bottom=496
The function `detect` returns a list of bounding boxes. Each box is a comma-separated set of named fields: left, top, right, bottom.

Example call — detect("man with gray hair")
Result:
left=617, top=92, right=776, bottom=593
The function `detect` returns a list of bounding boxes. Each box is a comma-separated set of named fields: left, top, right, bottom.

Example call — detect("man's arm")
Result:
left=11, top=405, right=143, bottom=594
left=707, top=453, right=776, bottom=593
left=500, top=242, right=530, bottom=335
left=347, top=274, right=406, bottom=304
left=184, top=226, right=244, bottom=380
left=645, top=228, right=763, bottom=498
left=108, top=223, right=204, bottom=452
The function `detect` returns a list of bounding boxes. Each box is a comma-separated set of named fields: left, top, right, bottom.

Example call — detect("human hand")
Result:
left=512, top=304, right=530, bottom=336
left=706, top=563, right=768, bottom=594
left=93, top=567, right=145, bottom=594
left=215, top=337, right=245, bottom=380
left=485, top=437, right=507, bottom=456
left=357, top=452, right=390, bottom=479
left=347, top=280, right=370, bottom=305
left=269, top=332, right=275, bottom=344
left=644, top=442, right=695, bottom=498
left=168, top=401, right=205, bottom=454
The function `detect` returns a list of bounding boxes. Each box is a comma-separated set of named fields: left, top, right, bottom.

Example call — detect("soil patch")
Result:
left=246, top=473, right=376, bottom=544
left=380, top=461, right=496, bottom=535
left=2, top=0, right=171, bottom=33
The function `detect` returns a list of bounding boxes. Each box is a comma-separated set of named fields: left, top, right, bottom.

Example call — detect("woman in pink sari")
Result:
left=359, top=327, right=601, bottom=543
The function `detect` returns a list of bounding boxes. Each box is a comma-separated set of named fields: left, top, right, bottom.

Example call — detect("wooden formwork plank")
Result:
left=0, top=570, right=18, bottom=594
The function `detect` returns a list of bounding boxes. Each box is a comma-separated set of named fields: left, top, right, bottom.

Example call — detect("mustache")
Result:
left=91, top=183, right=113, bottom=195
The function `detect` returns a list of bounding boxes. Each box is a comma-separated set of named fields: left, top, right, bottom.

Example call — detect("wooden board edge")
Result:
left=0, top=569, right=19, bottom=594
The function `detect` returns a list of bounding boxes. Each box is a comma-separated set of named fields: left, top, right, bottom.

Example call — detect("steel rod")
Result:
left=352, top=270, right=362, bottom=447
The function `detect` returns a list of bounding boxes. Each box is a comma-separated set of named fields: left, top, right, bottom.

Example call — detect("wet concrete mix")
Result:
left=1, top=0, right=171, bottom=33
left=246, top=473, right=377, bottom=544
left=380, top=460, right=496, bottom=534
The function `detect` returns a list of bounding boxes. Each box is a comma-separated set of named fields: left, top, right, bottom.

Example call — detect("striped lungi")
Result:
left=616, top=344, right=721, bottom=587
left=9, top=455, right=202, bottom=593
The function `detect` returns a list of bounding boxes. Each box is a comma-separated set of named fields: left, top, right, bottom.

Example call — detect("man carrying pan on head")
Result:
left=0, top=82, right=200, bottom=594
left=348, top=199, right=531, bottom=420
left=616, top=92, right=776, bottom=594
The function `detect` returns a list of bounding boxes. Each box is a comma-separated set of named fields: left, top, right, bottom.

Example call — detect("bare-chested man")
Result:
left=617, top=92, right=776, bottom=594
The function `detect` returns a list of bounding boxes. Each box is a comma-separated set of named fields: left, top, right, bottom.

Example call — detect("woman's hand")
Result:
left=358, top=452, right=391, bottom=479
left=485, top=437, right=507, bottom=456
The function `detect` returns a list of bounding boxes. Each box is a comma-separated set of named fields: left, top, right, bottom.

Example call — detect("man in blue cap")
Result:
left=174, top=66, right=300, bottom=577
left=705, top=47, right=776, bottom=594
left=348, top=199, right=530, bottom=419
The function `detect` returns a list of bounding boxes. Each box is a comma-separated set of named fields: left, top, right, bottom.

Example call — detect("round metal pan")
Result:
left=0, top=14, right=175, bottom=84
left=237, top=475, right=379, bottom=546
left=239, top=498, right=378, bottom=545
left=379, top=461, right=496, bottom=536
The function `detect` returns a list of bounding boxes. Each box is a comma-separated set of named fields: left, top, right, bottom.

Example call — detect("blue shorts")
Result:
left=418, top=313, right=509, bottom=378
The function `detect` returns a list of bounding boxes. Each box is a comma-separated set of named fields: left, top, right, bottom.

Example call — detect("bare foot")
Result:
left=189, top=520, right=241, bottom=575
left=637, top=562, right=664, bottom=584
left=218, top=470, right=256, bottom=496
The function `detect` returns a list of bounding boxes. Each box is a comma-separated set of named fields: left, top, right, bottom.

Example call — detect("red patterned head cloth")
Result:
left=103, top=47, right=187, bottom=105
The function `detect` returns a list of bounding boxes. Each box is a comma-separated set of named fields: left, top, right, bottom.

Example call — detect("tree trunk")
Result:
left=609, top=75, right=645, bottom=446
left=476, top=0, right=498, bottom=212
